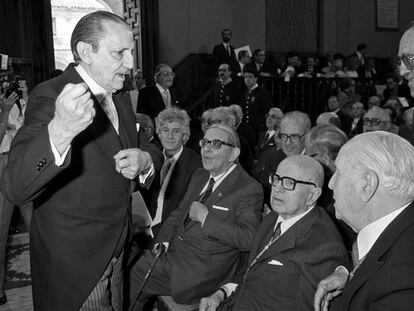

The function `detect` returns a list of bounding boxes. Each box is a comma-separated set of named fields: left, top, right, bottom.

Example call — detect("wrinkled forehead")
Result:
left=204, top=127, right=229, bottom=141
left=277, top=158, right=315, bottom=182
left=399, top=28, right=414, bottom=55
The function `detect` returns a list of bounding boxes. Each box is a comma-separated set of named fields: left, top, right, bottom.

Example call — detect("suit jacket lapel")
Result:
left=255, top=207, right=319, bottom=264
left=339, top=201, right=414, bottom=305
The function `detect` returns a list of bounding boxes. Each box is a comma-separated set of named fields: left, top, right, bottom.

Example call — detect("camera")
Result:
left=4, top=81, right=23, bottom=99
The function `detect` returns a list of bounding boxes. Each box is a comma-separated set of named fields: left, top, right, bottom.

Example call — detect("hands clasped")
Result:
left=114, top=148, right=152, bottom=179
left=199, top=291, right=224, bottom=311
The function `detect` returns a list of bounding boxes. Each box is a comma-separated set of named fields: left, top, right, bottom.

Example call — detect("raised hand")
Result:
left=314, top=268, right=348, bottom=311
left=48, top=83, right=95, bottom=154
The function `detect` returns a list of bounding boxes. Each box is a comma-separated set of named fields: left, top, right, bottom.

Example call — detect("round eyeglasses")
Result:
left=199, top=139, right=235, bottom=150
left=269, top=173, right=316, bottom=191
left=279, top=132, right=306, bottom=143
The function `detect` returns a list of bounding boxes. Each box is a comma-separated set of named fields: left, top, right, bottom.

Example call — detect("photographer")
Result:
left=0, top=80, right=32, bottom=304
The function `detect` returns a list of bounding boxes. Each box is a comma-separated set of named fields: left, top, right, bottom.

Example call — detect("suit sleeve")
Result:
left=201, top=178, right=263, bottom=251
left=1, top=84, right=72, bottom=205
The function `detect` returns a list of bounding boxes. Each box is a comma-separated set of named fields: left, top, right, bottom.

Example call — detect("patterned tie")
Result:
left=102, top=93, right=119, bottom=132
left=198, top=177, right=215, bottom=204
left=244, top=221, right=282, bottom=279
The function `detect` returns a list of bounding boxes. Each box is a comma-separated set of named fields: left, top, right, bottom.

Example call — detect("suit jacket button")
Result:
left=41, top=158, right=47, bottom=164
left=36, top=165, right=41, bottom=171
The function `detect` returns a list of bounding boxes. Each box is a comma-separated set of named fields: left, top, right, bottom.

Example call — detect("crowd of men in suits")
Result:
left=1, top=10, right=414, bottom=311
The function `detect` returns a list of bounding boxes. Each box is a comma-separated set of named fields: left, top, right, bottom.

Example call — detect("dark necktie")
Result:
left=226, top=45, right=231, bottom=57
left=198, top=177, right=215, bottom=204
left=349, top=241, right=365, bottom=279
left=244, top=221, right=282, bottom=279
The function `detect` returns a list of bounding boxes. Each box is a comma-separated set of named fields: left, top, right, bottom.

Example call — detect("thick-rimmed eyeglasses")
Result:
left=363, top=118, right=387, bottom=126
left=158, top=71, right=175, bottom=78
left=279, top=132, right=306, bottom=143
left=395, top=54, right=414, bottom=72
left=199, top=139, right=235, bottom=149
left=268, top=173, right=316, bottom=191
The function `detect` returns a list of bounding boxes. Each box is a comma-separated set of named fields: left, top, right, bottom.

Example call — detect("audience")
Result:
left=255, top=107, right=283, bottom=159
left=314, top=132, right=414, bottom=311
left=363, top=106, right=398, bottom=134
left=144, top=108, right=202, bottom=237
left=200, top=155, right=348, bottom=311
left=127, top=124, right=263, bottom=309
left=398, top=107, right=414, bottom=144
left=212, top=63, right=243, bottom=107
left=345, top=101, right=365, bottom=137
left=212, top=29, right=238, bottom=76
left=304, top=124, right=356, bottom=250
left=137, top=63, right=181, bottom=119
left=316, top=112, right=342, bottom=128
left=242, top=67, right=273, bottom=137
left=252, top=111, right=311, bottom=206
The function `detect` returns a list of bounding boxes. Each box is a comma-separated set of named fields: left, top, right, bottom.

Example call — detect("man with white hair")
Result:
left=314, top=131, right=414, bottom=310
left=363, top=106, right=398, bottom=134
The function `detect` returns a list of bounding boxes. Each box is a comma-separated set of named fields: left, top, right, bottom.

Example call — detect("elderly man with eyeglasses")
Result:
left=200, top=155, right=348, bottom=311
left=252, top=111, right=311, bottom=206
left=127, top=124, right=263, bottom=310
left=137, top=63, right=181, bottom=119
left=363, top=106, right=398, bottom=134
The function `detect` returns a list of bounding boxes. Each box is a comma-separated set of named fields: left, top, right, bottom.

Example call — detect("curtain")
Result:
left=140, top=0, right=159, bottom=83
left=0, top=0, right=54, bottom=89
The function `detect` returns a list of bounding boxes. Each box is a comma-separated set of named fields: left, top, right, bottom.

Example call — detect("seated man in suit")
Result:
left=137, top=63, right=180, bottom=119
left=314, top=131, right=414, bottom=311
left=200, top=155, right=349, bottom=311
left=146, top=107, right=202, bottom=236
left=127, top=124, right=263, bottom=310
left=252, top=111, right=311, bottom=205
left=255, top=107, right=284, bottom=159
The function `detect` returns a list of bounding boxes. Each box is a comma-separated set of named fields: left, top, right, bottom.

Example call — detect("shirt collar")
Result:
left=156, top=83, right=169, bottom=93
left=163, top=146, right=183, bottom=162
left=357, top=202, right=410, bottom=260
left=248, top=84, right=259, bottom=91
left=275, top=206, right=314, bottom=234
left=76, top=64, right=108, bottom=103
left=210, top=163, right=236, bottom=182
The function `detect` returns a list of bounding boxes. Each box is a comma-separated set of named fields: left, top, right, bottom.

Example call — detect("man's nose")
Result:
left=123, top=51, right=133, bottom=70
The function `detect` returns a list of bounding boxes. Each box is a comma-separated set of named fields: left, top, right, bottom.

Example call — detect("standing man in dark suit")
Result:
left=200, top=155, right=349, bottom=311
left=242, top=67, right=274, bottom=136
left=136, top=63, right=180, bottom=119
left=1, top=11, right=156, bottom=311
left=213, top=63, right=244, bottom=108
left=146, top=107, right=202, bottom=236
left=127, top=124, right=263, bottom=309
left=314, top=132, right=414, bottom=311
left=212, top=29, right=238, bottom=76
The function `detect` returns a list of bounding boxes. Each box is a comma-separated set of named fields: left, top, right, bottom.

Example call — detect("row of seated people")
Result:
left=127, top=104, right=414, bottom=310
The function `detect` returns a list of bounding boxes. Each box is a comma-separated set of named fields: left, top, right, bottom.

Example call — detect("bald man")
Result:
left=200, top=155, right=348, bottom=311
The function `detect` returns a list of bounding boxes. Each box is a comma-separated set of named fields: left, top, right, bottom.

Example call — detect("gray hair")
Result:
left=210, top=107, right=237, bottom=128
left=208, top=124, right=241, bottom=149
left=71, top=11, right=128, bottom=63
left=228, top=105, right=243, bottom=127
left=155, top=107, right=191, bottom=143
left=305, top=124, right=348, bottom=160
left=342, top=131, right=414, bottom=199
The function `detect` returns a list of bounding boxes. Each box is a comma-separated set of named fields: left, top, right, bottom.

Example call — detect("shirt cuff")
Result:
left=139, top=162, right=154, bottom=183
left=222, top=283, right=238, bottom=297
left=50, top=137, right=70, bottom=166
left=335, top=265, right=350, bottom=275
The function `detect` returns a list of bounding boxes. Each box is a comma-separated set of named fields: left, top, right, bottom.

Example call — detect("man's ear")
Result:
left=307, top=187, right=322, bottom=207
left=230, top=147, right=240, bottom=162
left=361, top=169, right=379, bottom=202
left=76, top=42, right=93, bottom=64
